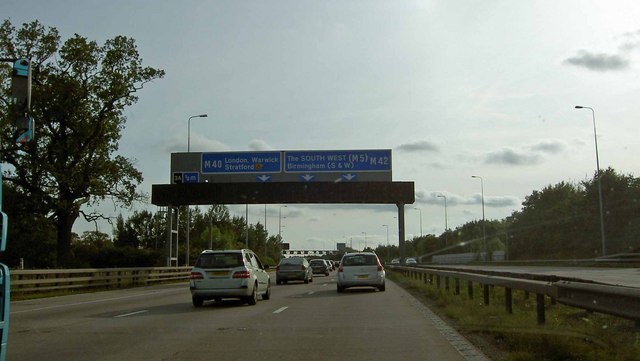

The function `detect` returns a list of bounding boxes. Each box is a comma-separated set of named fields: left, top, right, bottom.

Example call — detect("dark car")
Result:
left=310, top=259, right=330, bottom=276
left=276, top=257, right=313, bottom=284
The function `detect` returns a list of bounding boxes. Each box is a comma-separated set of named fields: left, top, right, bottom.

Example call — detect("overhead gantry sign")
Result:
left=151, top=149, right=415, bottom=265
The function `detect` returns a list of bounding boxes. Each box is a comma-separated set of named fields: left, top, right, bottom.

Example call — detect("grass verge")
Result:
left=388, top=271, right=640, bottom=361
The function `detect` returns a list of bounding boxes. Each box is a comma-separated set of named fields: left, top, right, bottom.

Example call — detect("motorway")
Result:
left=8, top=271, right=487, bottom=361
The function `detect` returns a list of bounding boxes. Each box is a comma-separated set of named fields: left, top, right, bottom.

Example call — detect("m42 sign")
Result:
left=284, top=150, right=391, bottom=173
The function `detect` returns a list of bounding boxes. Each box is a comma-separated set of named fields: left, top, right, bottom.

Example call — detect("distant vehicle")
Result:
left=324, top=259, right=335, bottom=271
left=405, top=258, right=417, bottom=265
left=337, top=252, right=386, bottom=292
left=189, top=249, right=271, bottom=307
left=310, top=259, right=330, bottom=276
left=276, top=257, right=313, bottom=284
left=391, top=258, right=400, bottom=264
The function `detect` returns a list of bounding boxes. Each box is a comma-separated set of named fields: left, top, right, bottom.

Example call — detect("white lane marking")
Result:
left=307, top=291, right=315, bottom=295
left=273, top=306, right=288, bottom=314
left=11, top=287, right=183, bottom=315
left=115, top=310, right=148, bottom=318
left=322, top=283, right=328, bottom=286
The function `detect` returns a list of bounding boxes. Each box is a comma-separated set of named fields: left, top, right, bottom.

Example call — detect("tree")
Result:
left=0, top=20, right=164, bottom=266
left=509, top=181, right=585, bottom=259
left=581, top=168, right=640, bottom=255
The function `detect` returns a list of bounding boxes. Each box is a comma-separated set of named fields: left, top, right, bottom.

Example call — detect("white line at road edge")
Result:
left=115, top=310, right=148, bottom=318
left=273, top=307, right=288, bottom=314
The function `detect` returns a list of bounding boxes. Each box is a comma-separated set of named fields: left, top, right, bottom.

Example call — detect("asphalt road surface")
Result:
left=8, top=272, right=487, bottom=361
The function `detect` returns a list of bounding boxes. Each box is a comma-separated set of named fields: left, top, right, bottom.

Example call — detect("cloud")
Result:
left=564, top=50, right=629, bottom=72
left=472, top=194, right=520, bottom=208
left=163, top=133, right=228, bottom=153
left=415, top=190, right=520, bottom=208
left=527, top=139, right=569, bottom=154
left=396, top=140, right=440, bottom=153
left=484, top=147, right=541, bottom=166
left=564, top=30, right=640, bottom=72
left=619, top=30, right=640, bottom=52
left=482, top=139, right=568, bottom=166
left=248, top=139, right=274, bottom=151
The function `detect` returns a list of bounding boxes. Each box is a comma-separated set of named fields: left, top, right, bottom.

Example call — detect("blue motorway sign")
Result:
left=183, top=172, right=199, bottom=183
left=202, top=152, right=282, bottom=174
left=284, top=150, right=391, bottom=173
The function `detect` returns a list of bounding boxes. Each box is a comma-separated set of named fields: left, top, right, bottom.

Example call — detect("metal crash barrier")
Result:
left=392, top=265, right=640, bottom=325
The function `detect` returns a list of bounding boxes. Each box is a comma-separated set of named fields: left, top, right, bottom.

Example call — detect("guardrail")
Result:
left=391, top=265, right=640, bottom=325
left=10, top=267, right=192, bottom=296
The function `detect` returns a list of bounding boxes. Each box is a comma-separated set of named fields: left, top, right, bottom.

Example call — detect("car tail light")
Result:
left=377, top=259, right=384, bottom=272
left=190, top=272, right=204, bottom=280
left=233, top=270, right=251, bottom=278
left=301, top=265, right=306, bottom=271
left=276, top=266, right=280, bottom=271
left=338, top=264, right=343, bottom=273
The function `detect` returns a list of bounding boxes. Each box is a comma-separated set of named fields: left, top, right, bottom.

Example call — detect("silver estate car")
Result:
left=276, top=257, right=313, bottom=284
left=190, top=249, right=271, bottom=307
left=337, top=252, right=386, bottom=292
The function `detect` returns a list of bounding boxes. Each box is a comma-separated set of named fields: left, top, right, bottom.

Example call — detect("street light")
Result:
left=186, top=113, right=207, bottom=266
left=436, top=194, right=448, bottom=247
left=471, top=175, right=487, bottom=261
left=575, top=105, right=606, bottom=256
left=187, top=114, right=208, bottom=152
left=362, top=232, right=367, bottom=251
left=413, top=208, right=423, bottom=237
left=382, top=224, right=389, bottom=263
left=278, top=205, right=287, bottom=240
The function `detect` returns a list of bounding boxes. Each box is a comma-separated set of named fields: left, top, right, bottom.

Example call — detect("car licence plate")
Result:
left=357, top=275, right=369, bottom=279
left=208, top=271, right=228, bottom=277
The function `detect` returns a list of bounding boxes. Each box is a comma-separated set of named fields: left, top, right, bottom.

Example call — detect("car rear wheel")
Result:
left=337, top=285, right=344, bottom=293
left=378, top=283, right=386, bottom=292
left=192, top=295, right=204, bottom=307
left=262, top=281, right=271, bottom=300
left=247, top=283, right=258, bottom=305
left=304, top=275, right=309, bottom=284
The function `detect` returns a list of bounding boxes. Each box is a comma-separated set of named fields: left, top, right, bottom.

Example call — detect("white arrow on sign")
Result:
left=257, top=175, right=272, bottom=182
left=301, top=174, right=315, bottom=182
left=342, top=174, right=357, bottom=181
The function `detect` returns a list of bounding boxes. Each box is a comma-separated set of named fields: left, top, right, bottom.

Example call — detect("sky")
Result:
left=2, top=0, right=640, bottom=252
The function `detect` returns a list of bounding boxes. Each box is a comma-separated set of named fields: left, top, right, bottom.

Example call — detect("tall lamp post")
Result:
left=471, top=175, right=487, bottom=261
left=436, top=194, right=448, bottom=247
left=186, top=113, right=208, bottom=266
left=278, top=205, right=287, bottom=240
left=382, top=224, right=389, bottom=263
left=413, top=208, right=423, bottom=237
left=362, top=232, right=367, bottom=251
left=575, top=105, right=606, bottom=256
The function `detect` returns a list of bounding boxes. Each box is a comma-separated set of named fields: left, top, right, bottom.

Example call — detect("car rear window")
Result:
left=310, top=260, right=325, bottom=265
left=279, top=258, right=303, bottom=265
left=342, top=254, right=378, bottom=266
left=195, top=253, right=244, bottom=268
